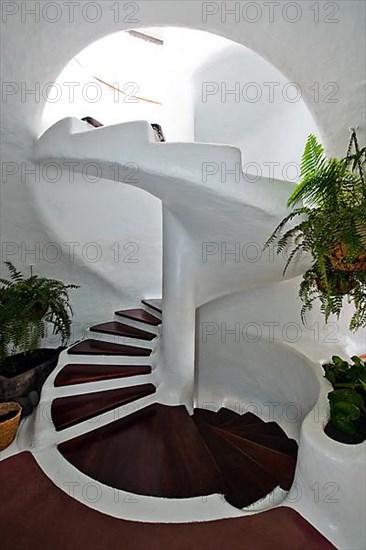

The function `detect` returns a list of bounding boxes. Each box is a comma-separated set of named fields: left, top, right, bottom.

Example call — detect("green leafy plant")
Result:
left=323, top=355, right=366, bottom=440
left=264, top=131, right=366, bottom=331
left=0, top=262, right=78, bottom=360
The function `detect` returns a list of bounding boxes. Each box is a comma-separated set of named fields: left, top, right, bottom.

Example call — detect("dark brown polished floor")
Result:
left=0, top=452, right=335, bottom=550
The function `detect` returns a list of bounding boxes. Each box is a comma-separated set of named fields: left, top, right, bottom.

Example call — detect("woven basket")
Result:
left=329, top=242, right=366, bottom=272
left=0, top=402, right=22, bottom=451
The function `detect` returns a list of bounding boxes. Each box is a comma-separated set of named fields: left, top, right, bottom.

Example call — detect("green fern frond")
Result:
left=3, top=262, right=24, bottom=281
left=265, top=131, right=366, bottom=332
left=0, top=263, right=79, bottom=360
left=300, top=134, right=324, bottom=177
left=288, top=135, right=325, bottom=207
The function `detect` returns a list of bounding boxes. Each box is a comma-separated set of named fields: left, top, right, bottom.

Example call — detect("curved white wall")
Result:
left=198, top=278, right=366, bottom=375
left=2, top=3, right=365, bottom=339
left=196, top=279, right=339, bottom=441
left=2, top=24, right=321, bottom=343
left=196, top=331, right=320, bottom=440
left=2, top=5, right=365, bottom=543
left=193, top=45, right=319, bottom=181
left=2, top=2, right=364, bottom=152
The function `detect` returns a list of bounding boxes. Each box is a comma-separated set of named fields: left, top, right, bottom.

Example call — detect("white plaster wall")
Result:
left=2, top=5, right=365, bottom=543
left=193, top=44, right=319, bottom=180
left=1, top=1, right=364, bottom=345
left=196, top=329, right=320, bottom=440
left=42, top=28, right=241, bottom=143
left=42, top=52, right=164, bottom=130
left=197, top=280, right=365, bottom=418
left=1, top=150, right=163, bottom=345
left=162, top=28, right=195, bottom=141
left=196, top=277, right=366, bottom=435
left=2, top=0, right=364, bottom=152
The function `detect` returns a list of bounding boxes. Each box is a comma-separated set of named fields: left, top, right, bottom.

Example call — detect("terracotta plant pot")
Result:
left=315, top=276, right=356, bottom=295
left=27, top=303, right=48, bottom=321
left=328, top=242, right=366, bottom=272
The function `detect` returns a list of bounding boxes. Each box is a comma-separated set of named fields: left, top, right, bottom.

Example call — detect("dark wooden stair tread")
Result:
left=52, top=384, right=156, bottom=431
left=68, top=339, right=151, bottom=356
left=141, top=299, right=162, bottom=313
left=194, top=416, right=279, bottom=509
left=115, top=308, right=161, bottom=326
left=215, top=427, right=297, bottom=490
left=218, top=412, right=266, bottom=430
left=194, top=408, right=238, bottom=427
left=195, top=410, right=297, bottom=456
left=229, top=420, right=288, bottom=438
left=90, top=321, right=155, bottom=341
left=228, top=425, right=298, bottom=456
left=54, top=364, right=152, bottom=387
left=56, top=401, right=298, bottom=507
left=58, top=404, right=226, bottom=498
left=194, top=408, right=264, bottom=429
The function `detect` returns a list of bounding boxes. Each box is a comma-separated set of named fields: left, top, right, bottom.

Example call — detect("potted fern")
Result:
left=265, top=129, right=366, bottom=331
left=0, top=262, right=78, bottom=416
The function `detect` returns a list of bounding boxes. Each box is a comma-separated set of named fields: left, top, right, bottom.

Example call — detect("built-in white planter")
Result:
left=289, top=380, right=366, bottom=550
left=197, top=331, right=366, bottom=548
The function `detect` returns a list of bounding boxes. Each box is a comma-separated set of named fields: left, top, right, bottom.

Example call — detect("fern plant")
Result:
left=0, top=262, right=79, bottom=360
left=265, top=131, right=366, bottom=331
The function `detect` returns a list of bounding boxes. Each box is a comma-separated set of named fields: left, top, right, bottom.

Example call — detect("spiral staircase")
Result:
left=28, top=117, right=366, bottom=549
left=44, top=298, right=298, bottom=510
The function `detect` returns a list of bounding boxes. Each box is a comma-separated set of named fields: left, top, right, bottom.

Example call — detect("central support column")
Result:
left=160, top=206, right=197, bottom=412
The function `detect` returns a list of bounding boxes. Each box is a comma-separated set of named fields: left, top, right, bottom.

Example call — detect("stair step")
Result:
left=115, top=308, right=161, bottom=326
left=52, top=383, right=156, bottom=431
left=67, top=339, right=151, bottom=356
left=234, top=433, right=298, bottom=457
left=229, top=420, right=288, bottom=438
left=90, top=321, right=155, bottom=341
left=141, top=299, right=162, bottom=313
left=195, top=409, right=297, bottom=456
left=194, top=408, right=263, bottom=429
left=228, top=424, right=298, bottom=456
left=194, top=416, right=279, bottom=509
left=54, top=364, right=152, bottom=387
left=218, top=413, right=266, bottom=430
left=58, top=404, right=226, bottom=498
left=216, top=427, right=297, bottom=490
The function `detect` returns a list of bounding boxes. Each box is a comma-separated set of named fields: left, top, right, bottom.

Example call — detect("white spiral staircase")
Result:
left=20, top=117, right=365, bottom=549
